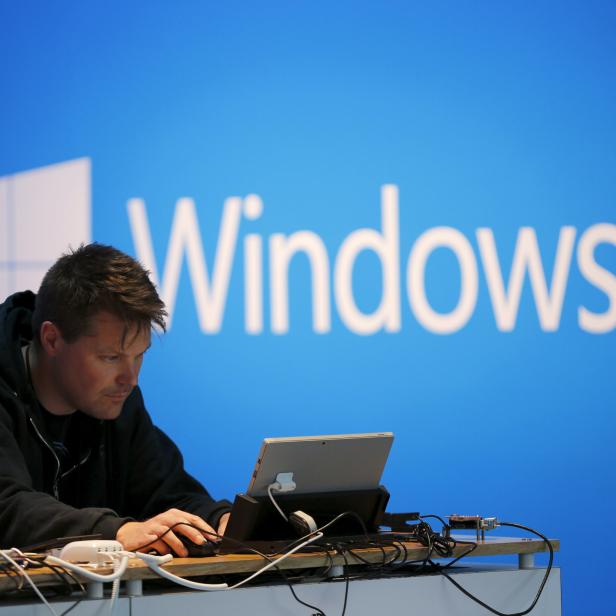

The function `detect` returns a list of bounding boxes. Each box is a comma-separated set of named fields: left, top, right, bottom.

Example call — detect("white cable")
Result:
left=44, top=552, right=129, bottom=615
left=134, top=531, right=323, bottom=592
left=137, top=561, right=228, bottom=590
left=267, top=483, right=289, bottom=522
left=133, top=551, right=171, bottom=565
left=227, top=532, right=323, bottom=589
left=29, top=528, right=324, bottom=599
left=108, top=553, right=126, bottom=615
left=135, top=550, right=227, bottom=589
left=45, top=554, right=130, bottom=582
left=109, top=577, right=120, bottom=614
left=0, top=549, right=59, bottom=616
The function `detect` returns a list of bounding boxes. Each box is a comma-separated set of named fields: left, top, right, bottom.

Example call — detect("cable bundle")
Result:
left=0, top=514, right=555, bottom=616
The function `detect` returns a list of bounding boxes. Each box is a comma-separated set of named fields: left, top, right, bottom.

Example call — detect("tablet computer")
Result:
left=246, top=432, right=394, bottom=497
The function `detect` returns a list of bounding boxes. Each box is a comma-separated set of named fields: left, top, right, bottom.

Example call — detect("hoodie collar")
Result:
left=0, top=291, right=37, bottom=399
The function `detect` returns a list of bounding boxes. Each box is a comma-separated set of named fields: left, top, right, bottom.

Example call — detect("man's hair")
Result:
left=32, top=243, right=167, bottom=344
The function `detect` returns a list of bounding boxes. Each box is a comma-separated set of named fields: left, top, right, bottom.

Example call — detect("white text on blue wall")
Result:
left=128, top=186, right=616, bottom=335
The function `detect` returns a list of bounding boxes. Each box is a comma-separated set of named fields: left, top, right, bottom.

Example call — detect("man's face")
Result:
left=49, top=311, right=151, bottom=420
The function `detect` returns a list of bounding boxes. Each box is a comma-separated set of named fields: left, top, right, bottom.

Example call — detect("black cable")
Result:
left=135, top=512, right=554, bottom=616
left=132, top=521, right=205, bottom=554
left=343, top=544, right=386, bottom=568
left=147, top=513, right=381, bottom=616
left=277, top=568, right=328, bottom=616
left=422, top=526, right=434, bottom=571
left=392, top=539, right=408, bottom=567
left=411, top=520, right=453, bottom=557
left=433, top=521, right=554, bottom=616
left=213, top=532, right=329, bottom=616
left=311, top=513, right=403, bottom=576
left=54, top=567, right=86, bottom=595
left=340, top=549, right=350, bottom=616
left=59, top=596, right=85, bottom=616
left=390, top=537, right=436, bottom=573
left=409, top=520, right=438, bottom=572
left=29, top=560, right=76, bottom=596
left=49, top=565, right=86, bottom=616
left=276, top=509, right=375, bottom=556
left=420, top=514, right=450, bottom=530
left=0, top=551, right=87, bottom=615
left=440, top=538, right=477, bottom=570
left=320, top=530, right=424, bottom=598
left=139, top=521, right=328, bottom=616
left=0, top=562, right=23, bottom=593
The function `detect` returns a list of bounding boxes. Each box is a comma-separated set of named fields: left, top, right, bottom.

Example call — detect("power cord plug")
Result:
left=289, top=511, right=318, bottom=535
left=271, top=472, right=296, bottom=492
left=267, top=472, right=296, bottom=521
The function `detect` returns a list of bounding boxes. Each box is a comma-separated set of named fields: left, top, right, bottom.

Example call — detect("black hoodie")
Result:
left=0, top=291, right=230, bottom=548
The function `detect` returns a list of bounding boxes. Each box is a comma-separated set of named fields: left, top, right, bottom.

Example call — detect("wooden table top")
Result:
left=0, top=535, right=559, bottom=593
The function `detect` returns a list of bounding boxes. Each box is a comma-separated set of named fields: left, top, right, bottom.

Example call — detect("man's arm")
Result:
left=0, top=409, right=131, bottom=548
left=112, top=390, right=232, bottom=548
left=0, top=391, right=231, bottom=552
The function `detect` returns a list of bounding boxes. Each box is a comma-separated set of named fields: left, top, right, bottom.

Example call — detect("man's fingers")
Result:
left=181, top=511, right=209, bottom=529
left=146, top=509, right=220, bottom=551
left=196, top=523, right=219, bottom=543
left=147, top=539, right=172, bottom=556
left=136, top=525, right=172, bottom=553
left=217, top=513, right=230, bottom=537
left=117, top=521, right=162, bottom=552
left=174, top=520, right=218, bottom=545
left=177, top=512, right=220, bottom=542
left=160, top=529, right=189, bottom=557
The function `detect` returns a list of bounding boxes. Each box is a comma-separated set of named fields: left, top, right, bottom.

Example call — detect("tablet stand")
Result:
left=220, top=486, right=390, bottom=554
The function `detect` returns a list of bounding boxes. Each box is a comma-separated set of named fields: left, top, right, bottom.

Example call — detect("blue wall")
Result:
left=2, top=3, right=615, bottom=614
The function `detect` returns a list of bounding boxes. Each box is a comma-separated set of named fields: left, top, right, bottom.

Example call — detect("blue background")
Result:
left=2, top=2, right=615, bottom=614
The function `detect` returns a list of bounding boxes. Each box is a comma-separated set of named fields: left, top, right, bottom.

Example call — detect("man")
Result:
left=0, top=243, right=230, bottom=556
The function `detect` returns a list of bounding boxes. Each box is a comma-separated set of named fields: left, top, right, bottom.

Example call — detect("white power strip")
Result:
left=58, top=540, right=124, bottom=565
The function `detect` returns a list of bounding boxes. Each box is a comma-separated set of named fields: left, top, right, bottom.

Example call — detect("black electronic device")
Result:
left=219, top=486, right=390, bottom=554
left=175, top=536, right=219, bottom=558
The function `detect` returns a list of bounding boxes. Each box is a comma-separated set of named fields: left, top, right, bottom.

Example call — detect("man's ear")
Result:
left=39, top=321, right=65, bottom=357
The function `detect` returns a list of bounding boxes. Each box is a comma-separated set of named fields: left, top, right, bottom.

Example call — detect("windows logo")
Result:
left=0, top=158, right=91, bottom=301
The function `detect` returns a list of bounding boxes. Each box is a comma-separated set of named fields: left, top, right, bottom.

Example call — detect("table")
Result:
left=0, top=535, right=561, bottom=615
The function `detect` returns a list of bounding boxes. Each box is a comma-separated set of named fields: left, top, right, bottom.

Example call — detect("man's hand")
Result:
left=217, top=512, right=230, bottom=536
left=116, top=508, right=218, bottom=556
